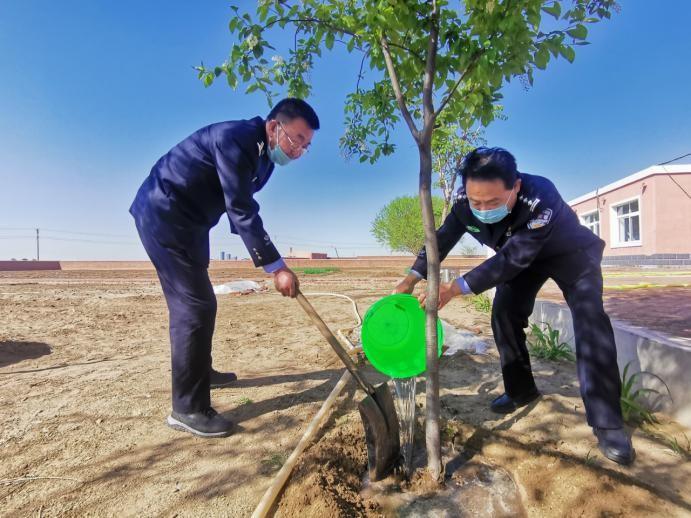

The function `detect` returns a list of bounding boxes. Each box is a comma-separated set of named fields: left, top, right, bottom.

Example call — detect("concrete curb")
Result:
left=531, top=300, right=691, bottom=427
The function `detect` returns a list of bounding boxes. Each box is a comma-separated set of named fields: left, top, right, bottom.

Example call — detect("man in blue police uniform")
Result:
left=394, top=147, right=634, bottom=465
left=130, top=98, right=319, bottom=438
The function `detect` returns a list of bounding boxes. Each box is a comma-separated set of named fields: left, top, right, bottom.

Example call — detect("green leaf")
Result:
left=542, top=3, right=562, bottom=19
left=567, top=24, right=588, bottom=40
left=226, top=71, right=238, bottom=89
left=325, top=31, right=335, bottom=50
left=534, top=46, right=549, bottom=69
left=560, top=45, right=576, bottom=63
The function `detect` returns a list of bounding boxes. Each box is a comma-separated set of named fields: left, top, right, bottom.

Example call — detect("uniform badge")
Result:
left=467, top=225, right=481, bottom=233
left=257, top=141, right=265, bottom=157
left=527, top=208, right=553, bottom=230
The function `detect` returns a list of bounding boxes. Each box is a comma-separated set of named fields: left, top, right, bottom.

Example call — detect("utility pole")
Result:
left=333, top=246, right=339, bottom=258
left=36, top=228, right=40, bottom=261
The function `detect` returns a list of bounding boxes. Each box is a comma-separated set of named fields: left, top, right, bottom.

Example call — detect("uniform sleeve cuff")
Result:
left=263, top=258, right=286, bottom=273
left=409, top=269, right=424, bottom=279
left=456, top=276, right=472, bottom=295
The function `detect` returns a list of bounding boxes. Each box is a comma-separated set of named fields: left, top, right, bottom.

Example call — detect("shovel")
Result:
left=296, top=291, right=400, bottom=481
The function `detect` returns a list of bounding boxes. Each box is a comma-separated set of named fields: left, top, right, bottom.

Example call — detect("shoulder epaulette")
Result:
left=518, top=193, right=541, bottom=212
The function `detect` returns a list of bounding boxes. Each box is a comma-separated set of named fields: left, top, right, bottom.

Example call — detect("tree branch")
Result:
left=380, top=36, right=419, bottom=139
left=263, top=17, right=424, bottom=61
left=434, top=48, right=484, bottom=118
left=355, top=47, right=368, bottom=93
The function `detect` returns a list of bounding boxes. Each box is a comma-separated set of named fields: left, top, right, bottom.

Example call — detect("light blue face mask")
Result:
left=267, top=126, right=293, bottom=166
left=471, top=186, right=515, bottom=224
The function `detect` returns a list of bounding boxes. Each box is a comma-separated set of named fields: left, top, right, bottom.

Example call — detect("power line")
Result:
left=272, top=234, right=379, bottom=246
left=0, top=226, right=134, bottom=238
left=41, top=237, right=140, bottom=245
left=0, top=235, right=139, bottom=245
left=658, top=152, right=691, bottom=166
left=42, top=228, right=134, bottom=238
left=0, top=227, right=380, bottom=247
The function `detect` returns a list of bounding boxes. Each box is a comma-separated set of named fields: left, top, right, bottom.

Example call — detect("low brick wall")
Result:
left=602, top=254, right=691, bottom=267
left=58, top=256, right=484, bottom=271
left=0, top=261, right=62, bottom=271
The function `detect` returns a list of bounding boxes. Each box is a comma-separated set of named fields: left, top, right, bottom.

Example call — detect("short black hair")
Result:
left=267, top=97, right=320, bottom=130
left=460, top=147, right=518, bottom=189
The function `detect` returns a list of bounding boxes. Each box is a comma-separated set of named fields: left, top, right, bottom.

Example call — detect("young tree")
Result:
left=372, top=195, right=444, bottom=254
left=433, top=123, right=485, bottom=220
left=197, top=0, right=616, bottom=481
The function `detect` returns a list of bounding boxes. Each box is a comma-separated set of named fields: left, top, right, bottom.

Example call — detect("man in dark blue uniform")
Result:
left=395, top=147, right=634, bottom=465
left=130, top=98, right=319, bottom=438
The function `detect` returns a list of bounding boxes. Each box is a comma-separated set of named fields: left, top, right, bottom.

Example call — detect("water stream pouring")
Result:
left=361, top=294, right=443, bottom=478
left=296, top=291, right=401, bottom=481
left=392, top=377, right=417, bottom=477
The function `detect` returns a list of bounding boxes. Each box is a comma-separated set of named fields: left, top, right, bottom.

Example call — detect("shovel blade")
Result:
left=358, top=382, right=401, bottom=481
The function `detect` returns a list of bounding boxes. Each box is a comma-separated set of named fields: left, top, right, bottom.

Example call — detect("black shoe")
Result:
left=210, top=369, right=238, bottom=389
left=167, top=407, right=234, bottom=437
left=594, top=427, right=635, bottom=465
left=490, top=390, right=541, bottom=414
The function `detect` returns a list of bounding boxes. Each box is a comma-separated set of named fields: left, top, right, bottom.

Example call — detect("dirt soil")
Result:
left=1, top=266, right=690, bottom=517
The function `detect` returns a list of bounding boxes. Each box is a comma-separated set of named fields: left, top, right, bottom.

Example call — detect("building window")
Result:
left=580, top=211, right=600, bottom=236
left=612, top=198, right=641, bottom=246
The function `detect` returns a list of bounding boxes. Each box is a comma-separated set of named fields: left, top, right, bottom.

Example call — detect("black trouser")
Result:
left=135, top=221, right=216, bottom=414
left=491, top=248, right=623, bottom=429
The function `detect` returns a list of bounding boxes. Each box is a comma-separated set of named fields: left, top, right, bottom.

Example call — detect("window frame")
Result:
left=579, top=209, right=601, bottom=237
left=610, top=195, right=642, bottom=248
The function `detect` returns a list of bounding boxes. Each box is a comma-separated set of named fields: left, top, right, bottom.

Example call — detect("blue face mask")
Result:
left=471, top=186, right=515, bottom=224
left=267, top=126, right=293, bottom=166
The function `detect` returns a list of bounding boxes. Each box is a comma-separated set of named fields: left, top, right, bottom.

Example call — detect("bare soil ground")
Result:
left=1, top=266, right=689, bottom=517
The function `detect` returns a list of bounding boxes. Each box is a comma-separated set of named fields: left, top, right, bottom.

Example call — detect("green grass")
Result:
left=292, top=267, right=341, bottom=275
left=618, top=363, right=688, bottom=459
left=527, top=322, right=575, bottom=361
left=237, top=396, right=253, bottom=405
left=640, top=427, right=690, bottom=460
left=620, top=362, right=671, bottom=426
left=470, top=294, right=492, bottom=313
left=662, top=433, right=691, bottom=460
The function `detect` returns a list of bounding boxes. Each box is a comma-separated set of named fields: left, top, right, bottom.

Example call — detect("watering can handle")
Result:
left=295, top=291, right=376, bottom=396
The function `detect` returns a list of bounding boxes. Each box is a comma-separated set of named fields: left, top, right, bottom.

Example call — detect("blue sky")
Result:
left=1, top=1, right=689, bottom=260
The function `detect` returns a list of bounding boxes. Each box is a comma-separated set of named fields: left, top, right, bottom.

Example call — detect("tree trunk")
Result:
left=440, top=193, right=449, bottom=222
left=418, top=138, right=442, bottom=481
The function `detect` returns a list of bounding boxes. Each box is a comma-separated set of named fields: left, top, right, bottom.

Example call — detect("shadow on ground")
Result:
left=0, top=341, right=52, bottom=368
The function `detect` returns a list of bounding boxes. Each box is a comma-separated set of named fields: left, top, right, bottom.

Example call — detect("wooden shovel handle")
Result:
left=296, top=291, right=375, bottom=396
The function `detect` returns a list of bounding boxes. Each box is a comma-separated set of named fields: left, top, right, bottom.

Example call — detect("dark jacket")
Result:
left=130, top=116, right=279, bottom=267
left=411, top=173, right=603, bottom=294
